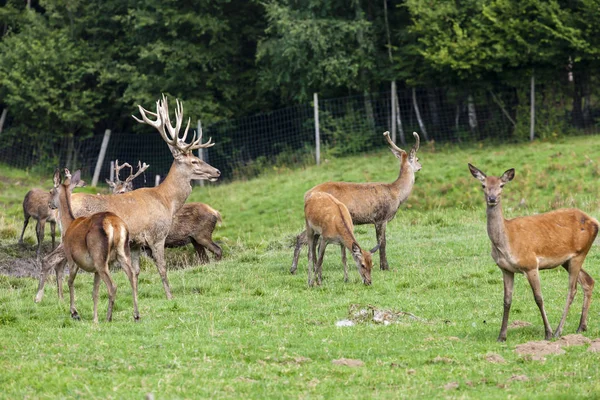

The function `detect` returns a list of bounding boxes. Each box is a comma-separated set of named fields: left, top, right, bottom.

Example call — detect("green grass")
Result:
left=1, top=136, right=600, bottom=398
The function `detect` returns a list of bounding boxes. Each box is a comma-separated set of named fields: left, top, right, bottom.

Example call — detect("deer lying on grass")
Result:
left=109, top=161, right=223, bottom=264
left=50, top=169, right=139, bottom=322
left=35, top=95, right=220, bottom=302
left=469, top=163, right=598, bottom=341
left=20, top=179, right=87, bottom=256
left=304, top=191, right=379, bottom=286
left=105, top=160, right=149, bottom=194
left=291, top=131, right=421, bottom=274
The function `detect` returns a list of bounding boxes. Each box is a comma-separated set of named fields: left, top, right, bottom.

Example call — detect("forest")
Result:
left=1, top=0, right=600, bottom=175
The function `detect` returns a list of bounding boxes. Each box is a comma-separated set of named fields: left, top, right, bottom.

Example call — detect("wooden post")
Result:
left=155, top=175, right=161, bottom=187
left=0, top=108, right=7, bottom=135
left=530, top=72, right=535, bottom=141
left=314, top=92, right=320, bottom=166
left=391, top=81, right=397, bottom=144
left=91, top=129, right=111, bottom=187
left=109, top=160, right=115, bottom=183
left=197, top=119, right=205, bottom=187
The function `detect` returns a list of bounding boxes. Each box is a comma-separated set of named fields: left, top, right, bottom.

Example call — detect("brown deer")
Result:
left=291, top=131, right=421, bottom=274
left=35, top=95, right=220, bottom=303
left=50, top=168, right=139, bottom=322
left=19, top=188, right=58, bottom=256
left=20, top=179, right=87, bottom=256
left=304, top=191, right=379, bottom=286
left=109, top=160, right=223, bottom=264
left=105, top=160, right=149, bottom=194
left=468, top=163, right=598, bottom=341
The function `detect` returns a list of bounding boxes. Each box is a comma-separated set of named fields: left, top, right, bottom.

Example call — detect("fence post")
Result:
left=91, top=129, right=111, bottom=187
left=197, top=119, right=205, bottom=187
left=530, top=72, right=535, bottom=141
left=155, top=175, right=161, bottom=187
left=314, top=92, right=320, bottom=166
left=391, top=81, right=397, bottom=143
left=109, top=160, right=115, bottom=183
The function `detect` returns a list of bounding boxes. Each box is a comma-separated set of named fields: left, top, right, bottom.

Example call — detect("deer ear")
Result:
left=106, top=179, right=115, bottom=188
left=501, top=168, right=515, bottom=183
left=69, top=170, right=82, bottom=190
left=53, top=168, right=61, bottom=187
left=468, top=163, right=486, bottom=182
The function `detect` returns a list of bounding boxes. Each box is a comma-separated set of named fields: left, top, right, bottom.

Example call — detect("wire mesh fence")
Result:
left=1, top=81, right=598, bottom=187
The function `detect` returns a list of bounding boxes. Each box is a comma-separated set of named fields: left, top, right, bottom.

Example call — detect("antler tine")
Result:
left=383, top=131, right=405, bottom=153
left=124, top=161, right=150, bottom=184
left=114, top=160, right=133, bottom=183
left=187, top=119, right=214, bottom=150
left=412, top=132, right=420, bottom=152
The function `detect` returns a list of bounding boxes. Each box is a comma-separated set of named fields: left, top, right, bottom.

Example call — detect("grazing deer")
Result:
left=19, top=188, right=58, bottom=256
left=50, top=169, right=139, bottom=322
left=469, top=163, right=598, bottom=341
left=291, top=131, right=421, bottom=274
left=106, top=160, right=149, bottom=194
left=35, top=95, right=220, bottom=302
left=108, top=164, right=222, bottom=264
left=304, top=191, right=379, bottom=286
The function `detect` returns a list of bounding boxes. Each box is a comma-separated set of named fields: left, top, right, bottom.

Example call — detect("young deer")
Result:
left=469, top=164, right=598, bottom=341
left=19, top=188, right=58, bottom=256
left=291, top=131, right=421, bottom=274
left=109, top=160, right=222, bottom=264
left=304, top=191, right=379, bottom=286
left=50, top=169, right=139, bottom=323
left=35, top=95, right=219, bottom=302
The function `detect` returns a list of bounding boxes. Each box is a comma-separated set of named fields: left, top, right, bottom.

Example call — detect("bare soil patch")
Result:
left=484, top=353, right=505, bottom=364
left=588, top=339, right=600, bottom=353
left=509, top=320, right=532, bottom=328
left=332, top=358, right=364, bottom=367
left=347, top=304, right=425, bottom=325
left=557, top=334, right=591, bottom=347
left=515, top=341, right=565, bottom=361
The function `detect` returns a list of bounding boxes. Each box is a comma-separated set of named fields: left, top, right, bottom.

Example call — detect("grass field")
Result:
left=1, top=135, right=600, bottom=398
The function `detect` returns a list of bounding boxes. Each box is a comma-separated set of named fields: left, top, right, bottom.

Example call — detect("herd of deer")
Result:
left=15, top=95, right=599, bottom=342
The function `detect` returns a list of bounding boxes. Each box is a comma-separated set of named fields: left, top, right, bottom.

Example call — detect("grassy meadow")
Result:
left=1, top=136, right=600, bottom=398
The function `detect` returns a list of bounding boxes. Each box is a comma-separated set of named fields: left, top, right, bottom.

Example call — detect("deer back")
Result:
left=166, top=203, right=221, bottom=245
left=23, top=188, right=53, bottom=220
left=304, top=192, right=356, bottom=245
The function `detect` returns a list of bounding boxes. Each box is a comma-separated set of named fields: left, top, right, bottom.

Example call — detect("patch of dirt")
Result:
left=347, top=304, right=425, bottom=325
left=430, top=356, right=454, bottom=364
left=0, top=255, right=40, bottom=278
left=485, top=353, right=506, bottom=364
left=588, top=339, right=600, bottom=353
left=515, top=341, right=565, bottom=361
left=509, top=320, right=533, bottom=328
left=557, top=334, right=591, bottom=347
left=332, top=358, right=364, bottom=367
left=443, top=382, right=459, bottom=391
left=507, top=375, right=529, bottom=383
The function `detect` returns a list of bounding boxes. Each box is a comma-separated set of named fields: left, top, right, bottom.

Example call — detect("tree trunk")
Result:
left=530, top=73, right=535, bottom=141
left=427, top=88, right=440, bottom=129
left=455, top=103, right=461, bottom=142
left=467, top=94, right=478, bottom=132
left=0, top=108, right=7, bottom=134
left=412, top=88, right=429, bottom=141
left=364, top=91, right=376, bottom=134
left=65, top=135, right=75, bottom=170
left=395, top=87, right=406, bottom=146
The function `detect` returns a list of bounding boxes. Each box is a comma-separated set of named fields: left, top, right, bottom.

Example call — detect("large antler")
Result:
left=132, top=94, right=214, bottom=154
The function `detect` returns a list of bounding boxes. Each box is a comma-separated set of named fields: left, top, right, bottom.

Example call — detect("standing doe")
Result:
left=291, top=131, right=420, bottom=273
left=304, top=191, right=379, bottom=286
left=469, top=163, right=598, bottom=341
left=50, top=169, right=139, bottom=323
left=19, top=188, right=58, bottom=256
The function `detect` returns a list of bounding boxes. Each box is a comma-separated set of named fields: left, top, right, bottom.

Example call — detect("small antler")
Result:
left=383, top=131, right=405, bottom=153
left=123, top=161, right=150, bottom=185
left=411, top=132, right=420, bottom=153
left=133, top=94, right=214, bottom=154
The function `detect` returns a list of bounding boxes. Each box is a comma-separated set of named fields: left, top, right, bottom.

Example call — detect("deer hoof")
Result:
left=71, top=313, right=81, bottom=321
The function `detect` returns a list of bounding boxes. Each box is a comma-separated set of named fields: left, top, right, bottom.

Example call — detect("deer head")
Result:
left=106, top=160, right=150, bottom=194
left=132, top=94, right=220, bottom=182
left=352, top=243, right=380, bottom=285
left=384, top=131, right=421, bottom=172
left=468, top=163, right=515, bottom=207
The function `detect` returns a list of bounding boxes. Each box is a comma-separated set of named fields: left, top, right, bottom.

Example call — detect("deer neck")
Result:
left=486, top=202, right=511, bottom=250
left=57, top=188, right=77, bottom=237
left=390, top=160, right=415, bottom=204
left=155, top=161, right=193, bottom=216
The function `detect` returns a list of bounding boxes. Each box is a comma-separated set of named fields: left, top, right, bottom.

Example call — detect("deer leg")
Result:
left=291, top=230, right=307, bottom=275
left=375, top=222, right=388, bottom=270
left=35, top=244, right=66, bottom=303
left=148, top=241, right=172, bottom=300
left=35, top=218, right=47, bottom=257
left=316, top=237, right=327, bottom=286
left=92, top=273, right=101, bottom=324
left=54, top=257, right=67, bottom=301
left=306, top=231, right=317, bottom=286
left=555, top=258, right=583, bottom=338
left=575, top=269, right=594, bottom=333
left=68, top=263, right=80, bottom=320
left=50, top=221, right=56, bottom=250
left=196, top=236, right=222, bottom=262
left=119, top=255, right=140, bottom=321
left=97, top=269, right=117, bottom=322
left=341, top=245, right=348, bottom=282
left=524, top=269, right=553, bottom=340
left=191, top=239, right=209, bottom=264
left=130, top=248, right=141, bottom=277
left=497, top=269, right=514, bottom=342
left=19, top=215, right=30, bottom=245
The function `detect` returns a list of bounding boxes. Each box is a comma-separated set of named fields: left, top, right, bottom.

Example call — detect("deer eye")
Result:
left=481, top=184, right=486, bottom=189
left=500, top=183, right=505, bottom=188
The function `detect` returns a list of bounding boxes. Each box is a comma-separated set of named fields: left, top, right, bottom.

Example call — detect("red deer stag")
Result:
left=35, top=95, right=220, bottom=302
left=304, top=191, right=379, bottom=286
left=291, top=131, right=421, bottom=274
left=50, top=169, right=139, bottom=322
left=105, top=160, right=149, bottom=194
left=469, top=163, right=598, bottom=341
left=109, top=161, right=223, bottom=264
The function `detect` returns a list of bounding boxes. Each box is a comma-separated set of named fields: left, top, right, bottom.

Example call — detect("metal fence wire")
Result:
left=0, top=83, right=598, bottom=187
